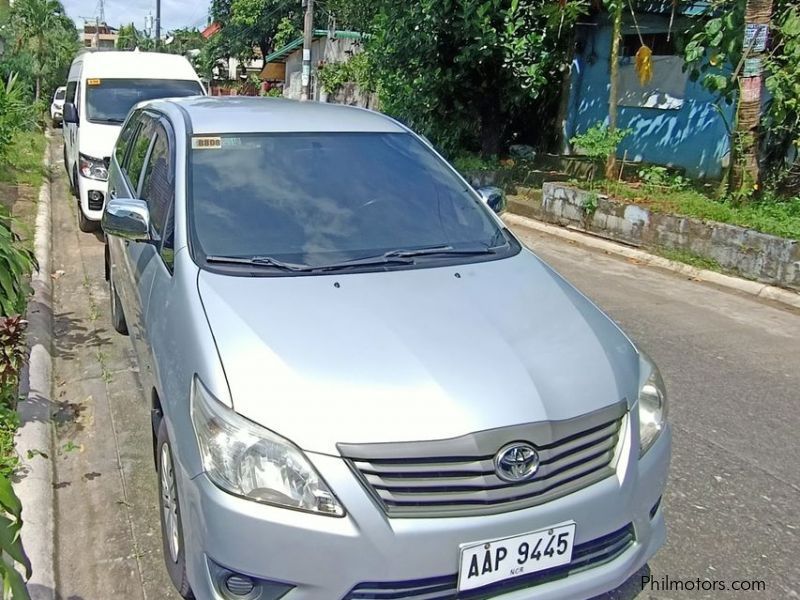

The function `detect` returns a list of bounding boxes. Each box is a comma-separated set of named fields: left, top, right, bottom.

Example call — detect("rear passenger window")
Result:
left=115, top=114, right=139, bottom=167
left=125, top=120, right=154, bottom=192
left=139, top=129, right=172, bottom=243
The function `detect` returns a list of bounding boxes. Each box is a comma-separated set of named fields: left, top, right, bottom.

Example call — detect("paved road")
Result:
left=47, top=134, right=799, bottom=599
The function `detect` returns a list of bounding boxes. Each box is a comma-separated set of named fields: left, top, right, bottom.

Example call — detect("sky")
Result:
left=62, top=0, right=210, bottom=34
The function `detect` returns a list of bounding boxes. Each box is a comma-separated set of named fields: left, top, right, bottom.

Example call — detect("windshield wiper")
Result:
left=306, top=255, right=415, bottom=272
left=205, top=255, right=312, bottom=272
left=382, top=245, right=498, bottom=259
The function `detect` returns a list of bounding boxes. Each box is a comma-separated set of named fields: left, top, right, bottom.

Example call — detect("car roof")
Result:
left=73, top=51, right=200, bottom=81
left=149, top=97, right=406, bottom=135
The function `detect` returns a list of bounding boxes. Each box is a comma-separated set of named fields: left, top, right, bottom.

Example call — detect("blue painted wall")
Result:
left=564, top=15, right=735, bottom=179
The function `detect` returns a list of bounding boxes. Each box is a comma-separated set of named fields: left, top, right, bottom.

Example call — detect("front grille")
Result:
left=342, top=523, right=635, bottom=599
left=339, top=402, right=626, bottom=518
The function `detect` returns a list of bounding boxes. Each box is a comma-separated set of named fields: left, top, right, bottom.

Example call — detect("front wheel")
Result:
left=77, top=203, right=98, bottom=233
left=157, top=420, right=194, bottom=599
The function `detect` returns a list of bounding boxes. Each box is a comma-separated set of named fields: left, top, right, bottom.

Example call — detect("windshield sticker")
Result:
left=87, top=78, right=102, bottom=86
left=192, top=137, right=223, bottom=150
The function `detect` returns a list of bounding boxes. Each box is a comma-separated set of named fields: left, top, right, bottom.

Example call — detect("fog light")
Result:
left=89, top=191, right=102, bottom=201
left=207, top=557, right=294, bottom=600
left=225, top=574, right=255, bottom=596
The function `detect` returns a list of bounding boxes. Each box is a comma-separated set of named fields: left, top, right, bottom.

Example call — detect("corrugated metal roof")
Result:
left=264, top=30, right=364, bottom=64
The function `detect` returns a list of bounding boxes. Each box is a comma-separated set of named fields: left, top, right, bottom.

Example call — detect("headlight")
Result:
left=638, top=352, right=668, bottom=456
left=190, top=377, right=344, bottom=516
left=79, top=153, right=108, bottom=181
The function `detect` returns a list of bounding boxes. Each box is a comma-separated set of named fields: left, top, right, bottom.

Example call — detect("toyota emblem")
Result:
left=494, top=443, right=540, bottom=482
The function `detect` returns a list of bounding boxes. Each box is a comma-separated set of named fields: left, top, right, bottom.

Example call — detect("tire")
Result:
left=77, top=205, right=98, bottom=233
left=108, top=263, right=128, bottom=335
left=157, top=420, right=194, bottom=599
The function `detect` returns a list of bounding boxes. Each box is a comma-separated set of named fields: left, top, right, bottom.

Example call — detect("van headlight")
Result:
left=79, top=153, right=108, bottom=181
left=638, top=352, right=668, bottom=456
left=190, top=377, right=344, bottom=516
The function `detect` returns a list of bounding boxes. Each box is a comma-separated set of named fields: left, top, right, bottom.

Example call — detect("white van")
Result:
left=63, top=51, right=205, bottom=232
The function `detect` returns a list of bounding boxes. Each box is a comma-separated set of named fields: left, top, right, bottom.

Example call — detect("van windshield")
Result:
left=55, top=89, right=66, bottom=100
left=86, top=78, right=203, bottom=124
left=190, top=132, right=516, bottom=274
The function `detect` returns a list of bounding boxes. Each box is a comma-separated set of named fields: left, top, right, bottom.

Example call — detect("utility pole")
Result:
left=155, top=0, right=162, bottom=50
left=300, top=0, right=314, bottom=101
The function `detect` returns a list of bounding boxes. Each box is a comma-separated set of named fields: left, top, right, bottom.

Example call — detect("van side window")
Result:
left=66, top=81, right=77, bottom=104
left=139, top=128, right=172, bottom=245
left=124, top=119, right=154, bottom=193
left=115, top=114, right=139, bottom=167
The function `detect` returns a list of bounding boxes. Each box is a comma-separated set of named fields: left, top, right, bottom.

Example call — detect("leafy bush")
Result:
left=638, top=166, right=689, bottom=190
left=0, top=214, right=36, bottom=317
left=0, top=74, right=32, bottom=164
left=0, top=474, right=32, bottom=599
left=570, top=123, right=630, bottom=162
left=318, top=52, right=373, bottom=94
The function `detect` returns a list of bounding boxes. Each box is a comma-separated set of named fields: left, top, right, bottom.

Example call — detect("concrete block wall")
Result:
left=532, top=183, right=800, bottom=291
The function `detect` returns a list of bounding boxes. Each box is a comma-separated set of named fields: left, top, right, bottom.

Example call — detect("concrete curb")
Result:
left=14, top=131, right=55, bottom=600
left=504, top=212, right=800, bottom=311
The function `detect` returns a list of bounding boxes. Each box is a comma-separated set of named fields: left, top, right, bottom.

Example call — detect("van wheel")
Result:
left=157, top=420, right=194, bottom=599
left=78, top=205, right=98, bottom=233
left=108, top=265, right=128, bottom=335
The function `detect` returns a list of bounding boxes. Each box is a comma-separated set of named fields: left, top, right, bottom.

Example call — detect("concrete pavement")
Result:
left=42, top=131, right=799, bottom=598
left=48, top=135, right=179, bottom=600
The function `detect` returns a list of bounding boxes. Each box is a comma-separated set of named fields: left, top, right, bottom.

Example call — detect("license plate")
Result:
left=458, top=522, right=576, bottom=592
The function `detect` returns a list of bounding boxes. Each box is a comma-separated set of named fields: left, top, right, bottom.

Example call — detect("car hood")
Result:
left=79, top=121, right=122, bottom=160
left=198, top=251, right=639, bottom=455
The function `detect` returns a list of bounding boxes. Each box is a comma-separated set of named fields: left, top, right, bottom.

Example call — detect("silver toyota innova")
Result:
left=102, top=97, right=670, bottom=600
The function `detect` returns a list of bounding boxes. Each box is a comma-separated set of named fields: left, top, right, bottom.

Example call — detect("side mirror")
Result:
left=476, top=186, right=507, bottom=215
left=102, top=197, right=151, bottom=242
left=63, top=102, right=79, bottom=125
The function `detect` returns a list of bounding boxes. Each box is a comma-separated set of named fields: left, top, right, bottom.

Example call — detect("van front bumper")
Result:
left=177, top=425, right=671, bottom=600
left=77, top=173, right=107, bottom=221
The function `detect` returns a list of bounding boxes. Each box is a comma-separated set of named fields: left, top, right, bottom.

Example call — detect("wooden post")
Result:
left=605, top=0, right=623, bottom=180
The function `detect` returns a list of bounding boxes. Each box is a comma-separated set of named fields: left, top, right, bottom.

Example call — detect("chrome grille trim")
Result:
left=341, top=523, right=635, bottom=599
left=339, top=402, right=627, bottom=517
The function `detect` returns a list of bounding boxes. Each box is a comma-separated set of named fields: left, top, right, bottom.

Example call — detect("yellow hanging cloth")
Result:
left=635, top=45, right=653, bottom=86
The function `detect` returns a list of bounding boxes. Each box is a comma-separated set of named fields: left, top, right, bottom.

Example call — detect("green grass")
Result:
left=653, top=247, right=723, bottom=272
left=0, top=129, right=47, bottom=189
left=595, top=180, right=800, bottom=240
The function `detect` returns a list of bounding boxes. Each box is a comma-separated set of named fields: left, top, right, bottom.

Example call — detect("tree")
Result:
left=604, top=0, right=623, bottom=180
left=8, top=0, right=77, bottom=101
left=116, top=23, right=139, bottom=50
left=365, top=0, right=587, bottom=157
left=208, top=0, right=300, bottom=69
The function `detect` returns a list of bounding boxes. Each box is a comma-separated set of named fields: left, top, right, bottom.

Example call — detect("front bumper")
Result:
left=177, top=424, right=671, bottom=600
left=77, top=173, right=107, bottom=221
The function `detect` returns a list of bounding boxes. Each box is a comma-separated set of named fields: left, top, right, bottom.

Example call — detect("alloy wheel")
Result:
left=160, top=442, right=180, bottom=563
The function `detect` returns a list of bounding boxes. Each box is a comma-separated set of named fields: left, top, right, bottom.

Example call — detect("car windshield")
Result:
left=86, top=78, right=203, bottom=124
left=55, top=89, right=65, bottom=100
left=190, top=132, right=514, bottom=273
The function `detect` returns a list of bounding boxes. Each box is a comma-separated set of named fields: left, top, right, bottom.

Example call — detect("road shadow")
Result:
left=27, top=584, right=86, bottom=600
left=53, top=310, right=110, bottom=362
left=591, top=564, right=650, bottom=600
